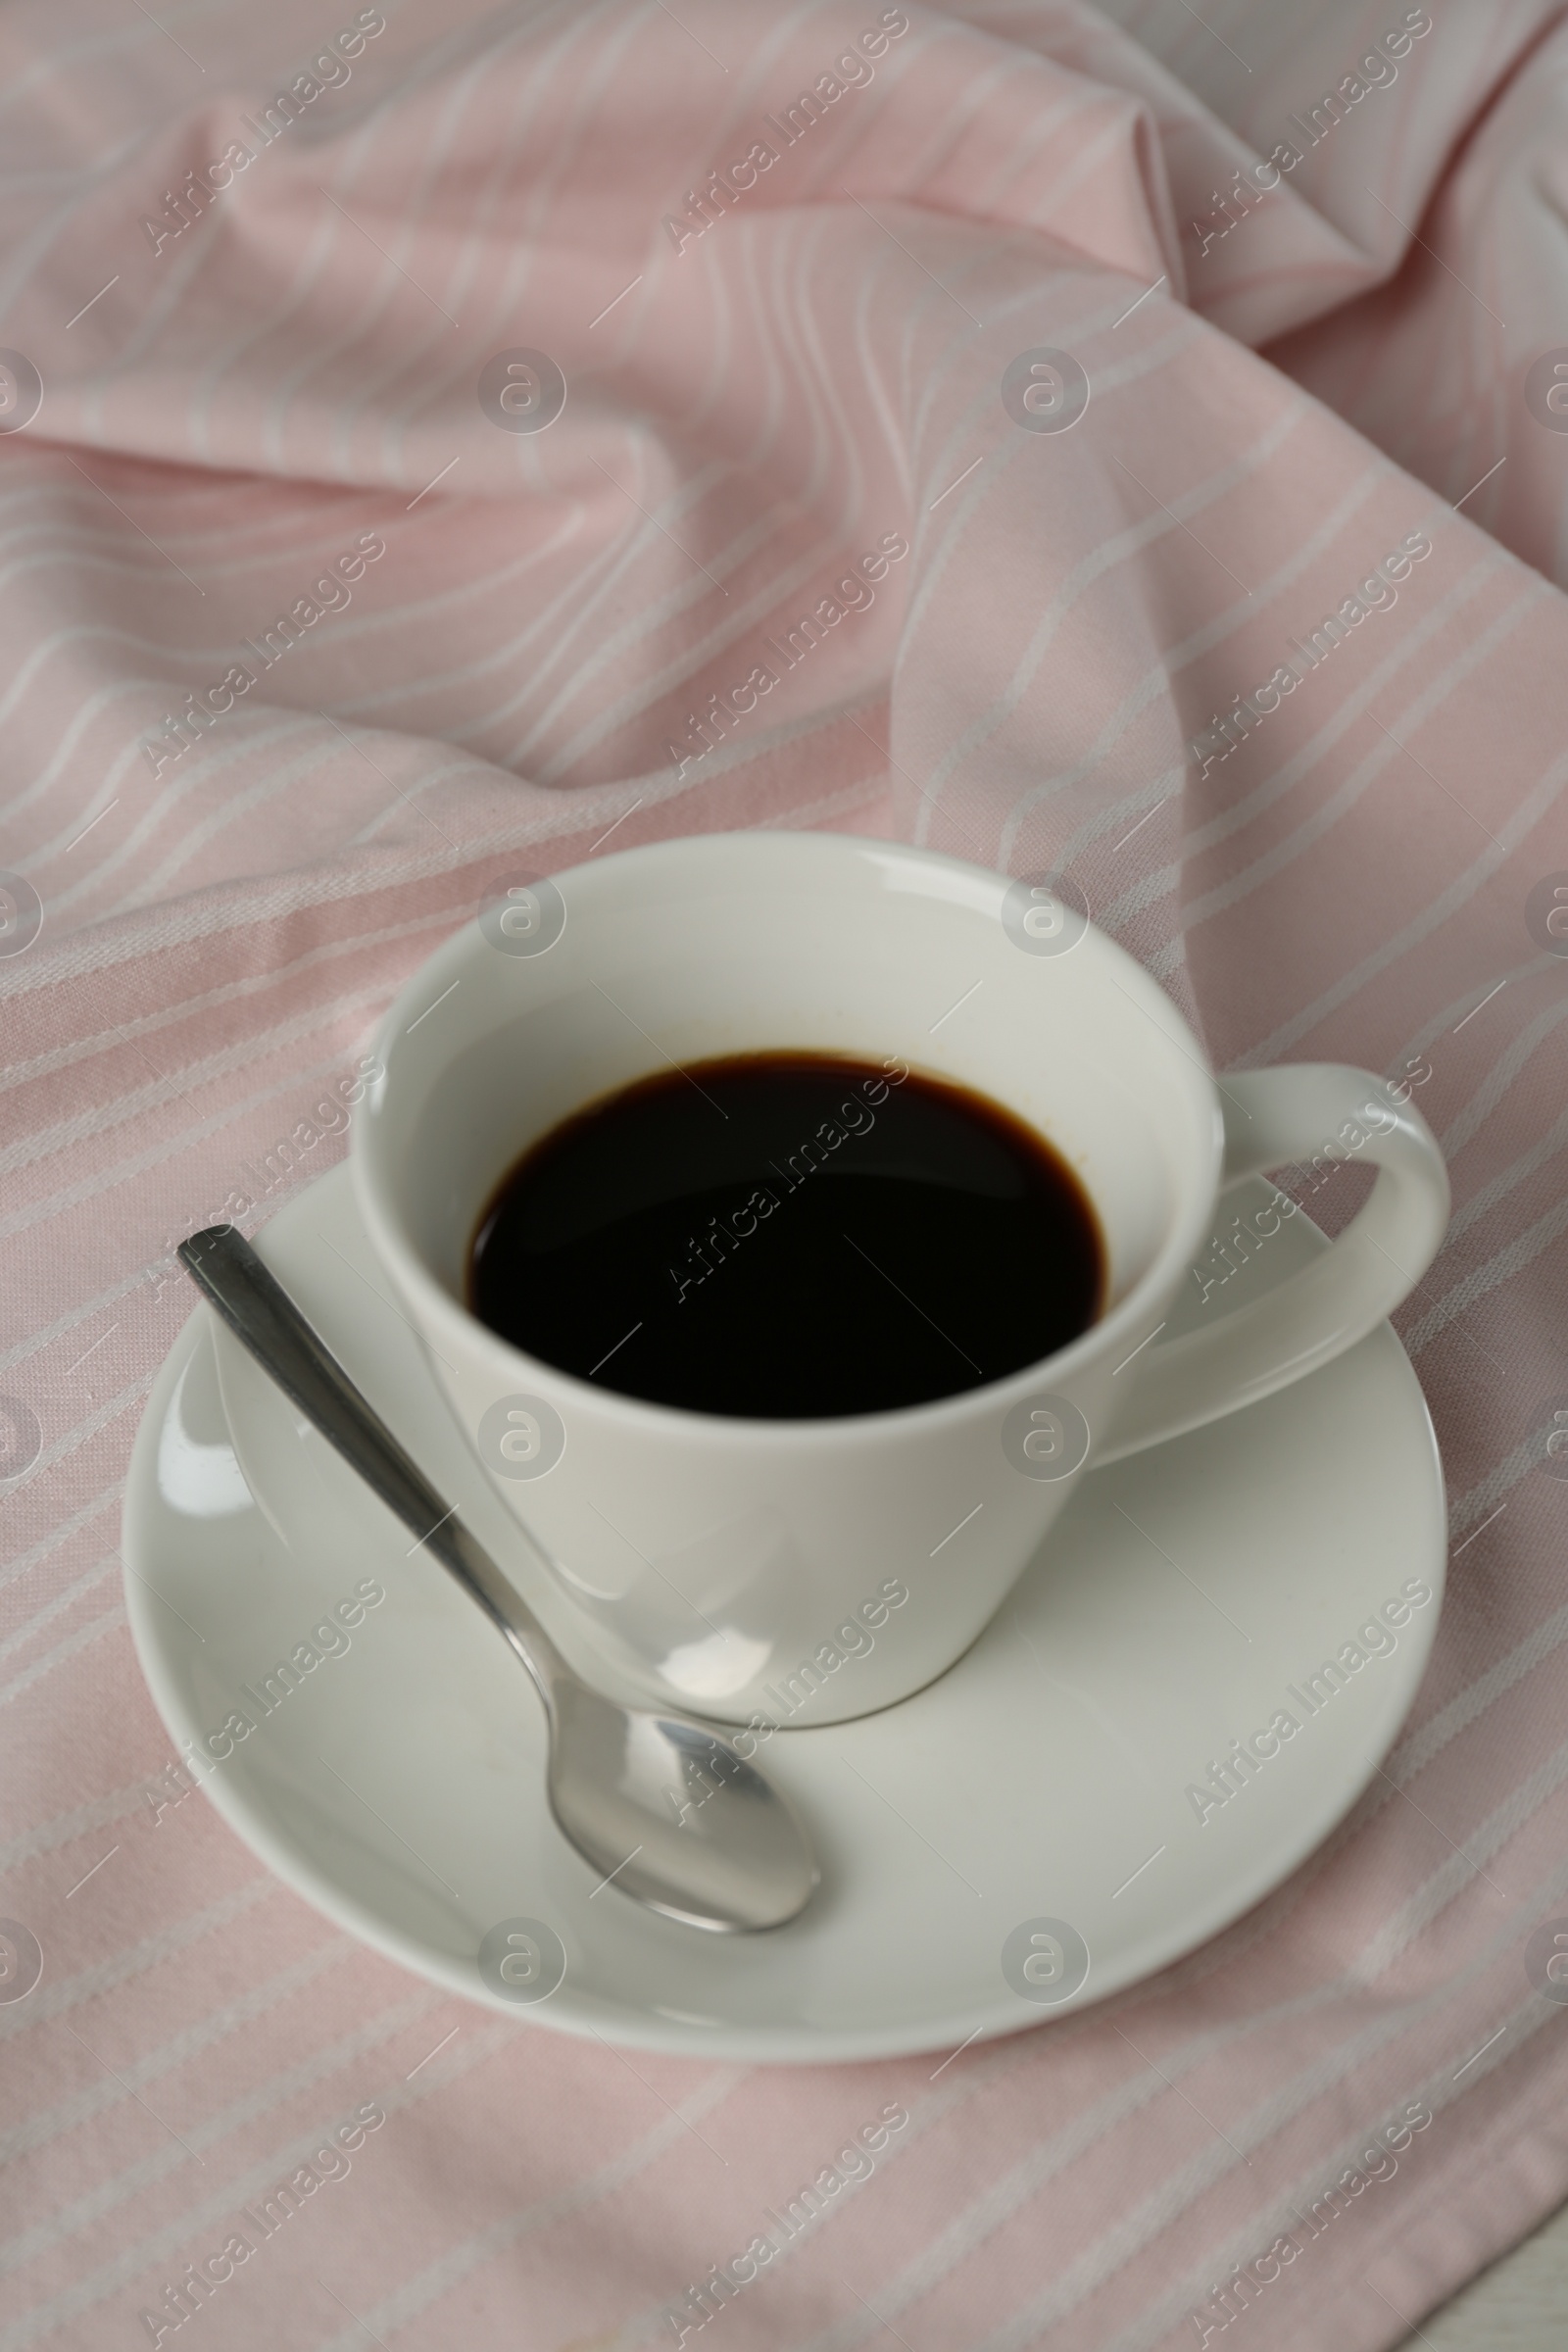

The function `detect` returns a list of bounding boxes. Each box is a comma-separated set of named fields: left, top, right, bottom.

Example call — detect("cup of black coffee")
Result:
left=353, top=832, right=1447, bottom=1727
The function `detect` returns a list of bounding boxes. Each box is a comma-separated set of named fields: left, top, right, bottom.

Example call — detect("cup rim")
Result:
left=352, top=832, right=1225, bottom=1446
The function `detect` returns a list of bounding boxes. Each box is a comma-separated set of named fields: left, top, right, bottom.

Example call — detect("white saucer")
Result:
left=122, top=1162, right=1445, bottom=2062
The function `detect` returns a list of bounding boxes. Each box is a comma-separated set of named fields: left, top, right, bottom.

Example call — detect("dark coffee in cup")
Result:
left=467, top=1052, right=1104, bottom=1419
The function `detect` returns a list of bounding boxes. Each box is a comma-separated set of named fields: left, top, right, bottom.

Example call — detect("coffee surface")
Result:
left=468, top=1053, right=1105, bottom=1419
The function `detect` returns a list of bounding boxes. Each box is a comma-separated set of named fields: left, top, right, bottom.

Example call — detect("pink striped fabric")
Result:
left=5, top=0, right=1568, bottom=2343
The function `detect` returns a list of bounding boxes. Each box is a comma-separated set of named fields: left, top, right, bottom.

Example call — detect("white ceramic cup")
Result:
left=353, top=831, right=1448, bottom=1730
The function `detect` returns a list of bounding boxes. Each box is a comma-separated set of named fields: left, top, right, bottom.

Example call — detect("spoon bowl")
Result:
left=549, top=1687, right=817, bottom=1930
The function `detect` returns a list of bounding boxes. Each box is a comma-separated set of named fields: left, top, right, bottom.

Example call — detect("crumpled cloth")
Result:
left=4, top=1, right=1568, bottom=2345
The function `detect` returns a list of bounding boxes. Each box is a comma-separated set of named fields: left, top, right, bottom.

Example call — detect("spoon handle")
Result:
left=178, top=1225, right=569, bottom=1701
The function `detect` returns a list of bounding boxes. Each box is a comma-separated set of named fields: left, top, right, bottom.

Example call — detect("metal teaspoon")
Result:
left=177, top=1225, right=818, bottom=1935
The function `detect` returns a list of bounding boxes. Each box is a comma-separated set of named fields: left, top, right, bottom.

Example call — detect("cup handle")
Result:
left=1093, top=1063, right=1449, bottom=1465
